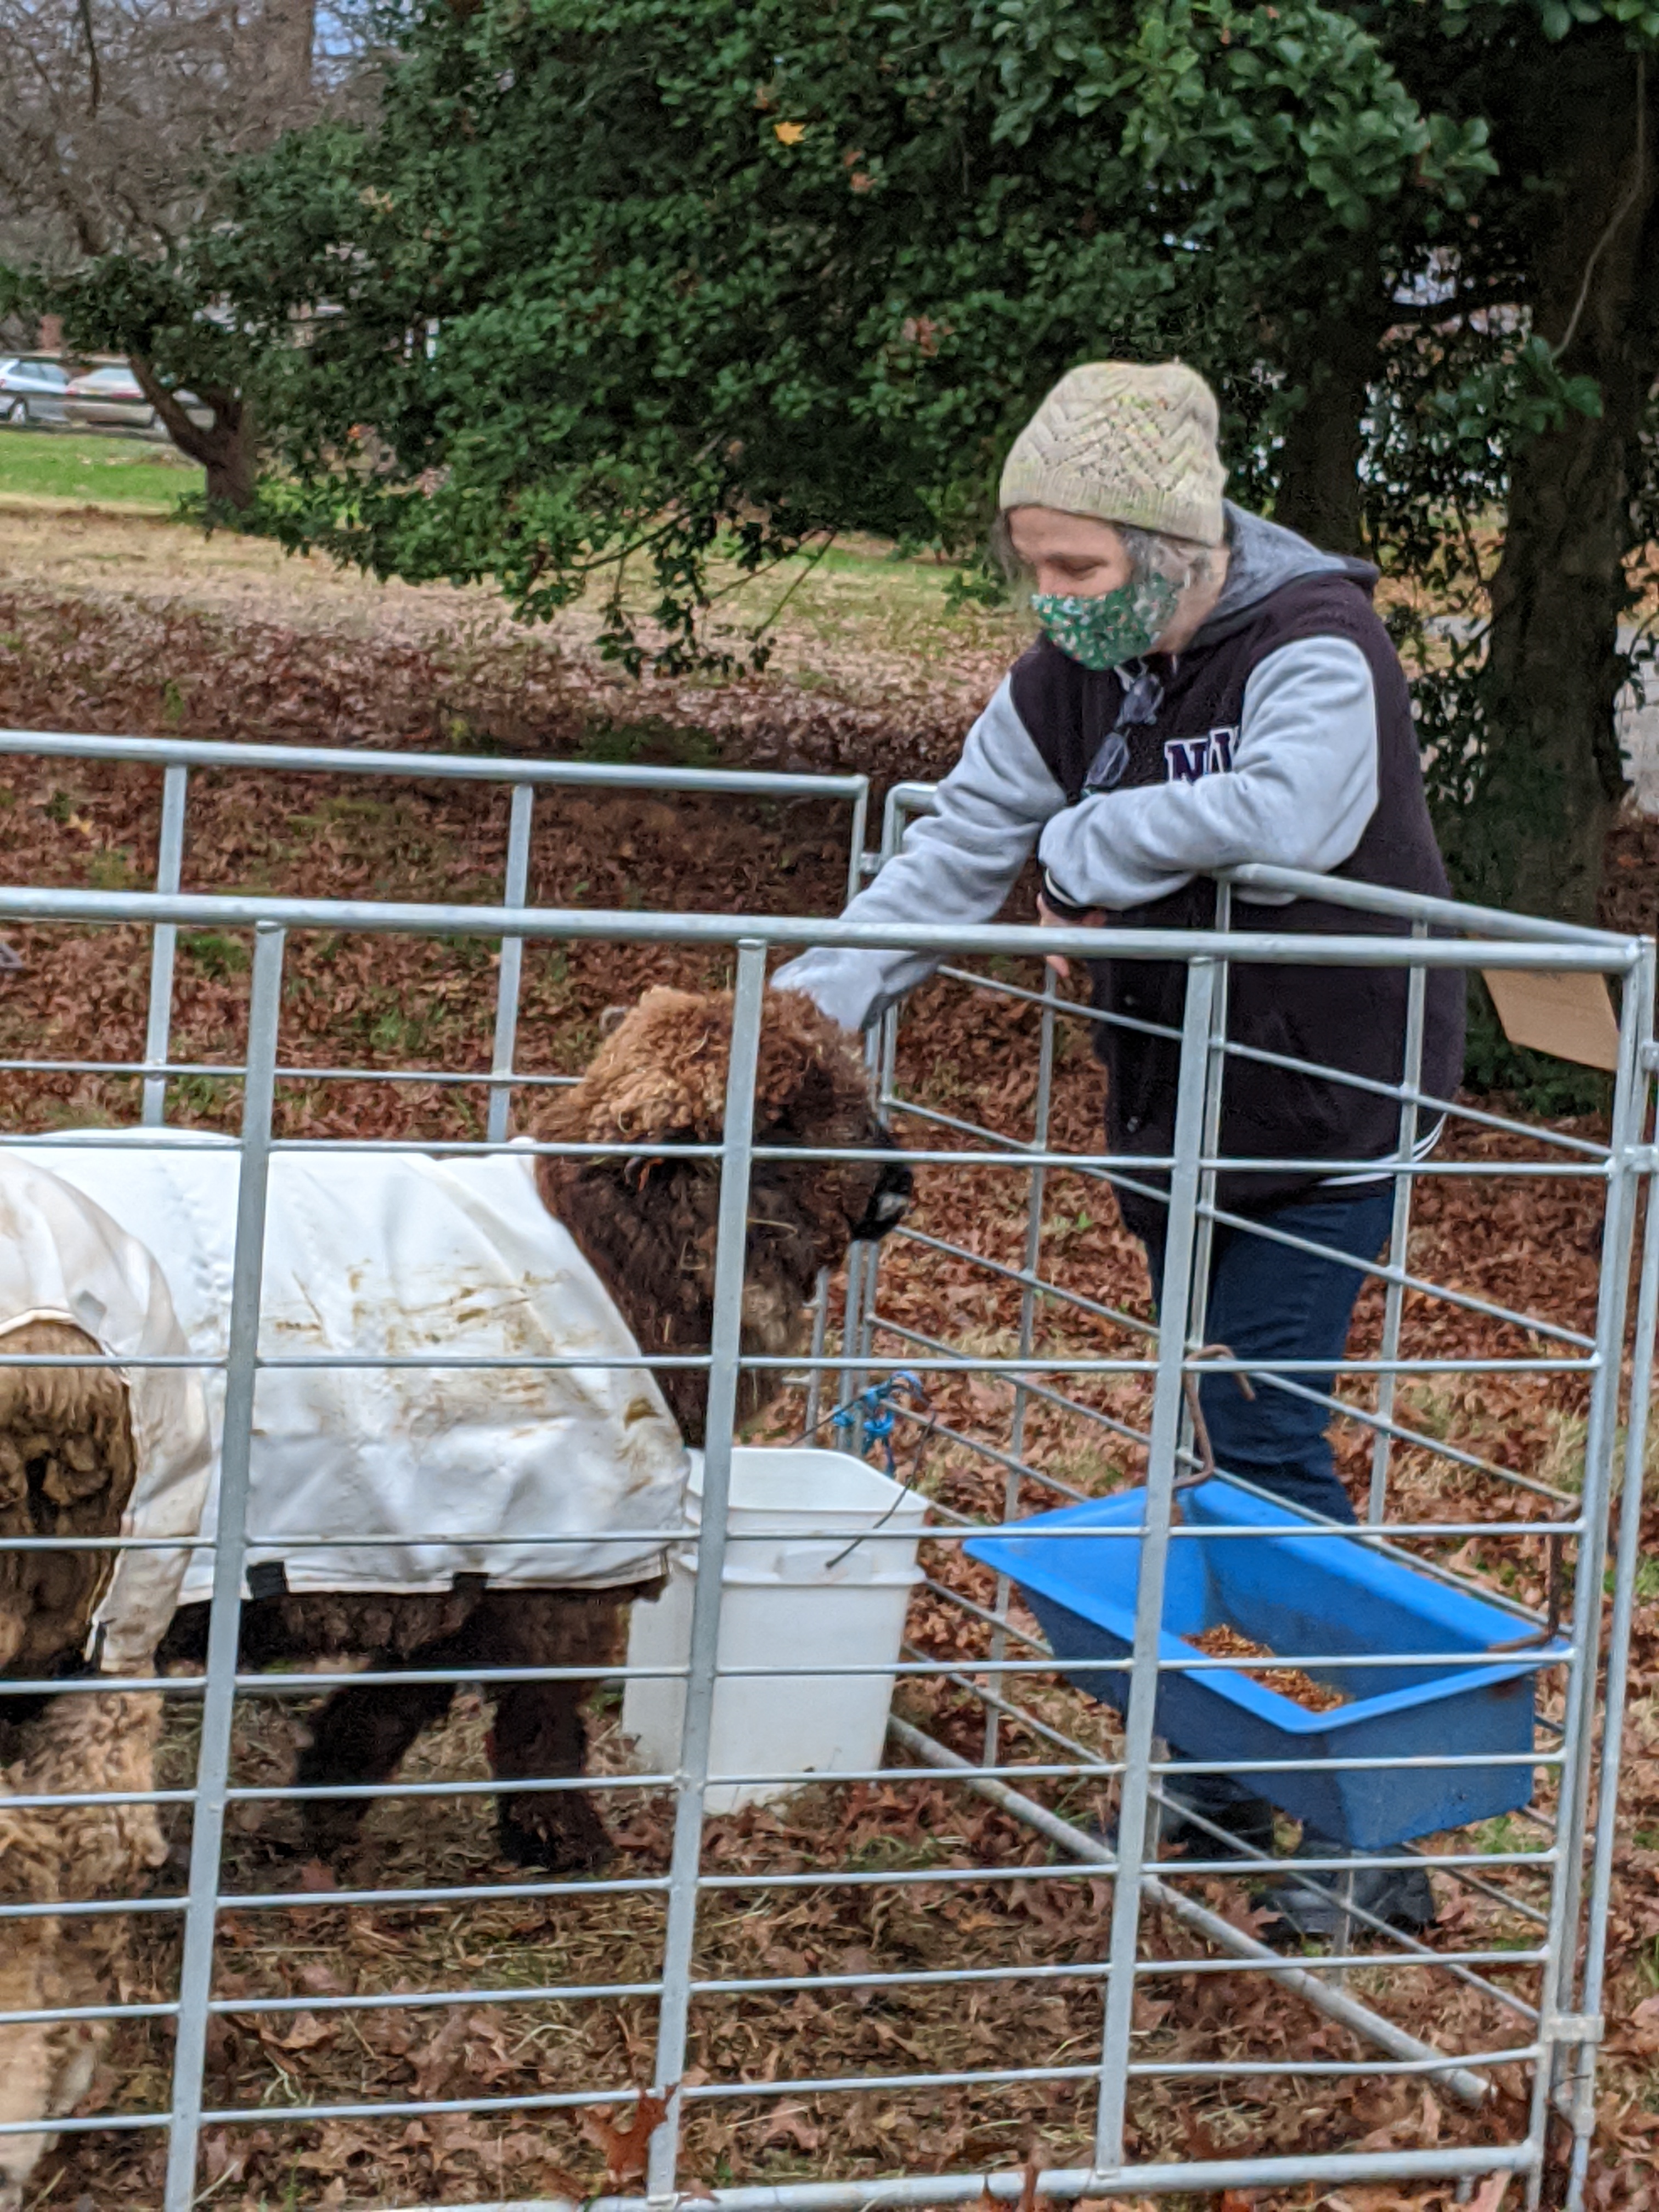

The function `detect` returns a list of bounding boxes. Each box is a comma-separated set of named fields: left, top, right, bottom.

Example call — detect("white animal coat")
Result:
left=0, top=1154, right=212, bottom=1671
left=25, top=1134, right=691, bottom=1605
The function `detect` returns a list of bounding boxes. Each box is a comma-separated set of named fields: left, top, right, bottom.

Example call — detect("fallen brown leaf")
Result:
left=581, top=2085, right=673, bottom=2186
left=256, top=2010, right=337, bottom=2055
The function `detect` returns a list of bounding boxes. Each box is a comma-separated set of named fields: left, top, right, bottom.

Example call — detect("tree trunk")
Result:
left=129, top=356, right=257, bottom=510
left=1457, top=47, right=1659, bottom=927
left=202, top=419, right=258, bottom=512
left=1271, top=306, right=1383, bottom=558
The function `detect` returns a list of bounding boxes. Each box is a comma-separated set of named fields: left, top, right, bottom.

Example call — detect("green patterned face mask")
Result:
left=1030, top=572, right=1179, bottom=671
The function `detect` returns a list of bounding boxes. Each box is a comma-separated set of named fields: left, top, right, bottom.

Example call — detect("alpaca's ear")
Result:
left=550, top=988, right=735, bottom=1145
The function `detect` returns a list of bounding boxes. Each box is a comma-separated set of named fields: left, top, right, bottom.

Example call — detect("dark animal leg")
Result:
left=154, top=1599, right=210, bottom=1668
left=296, top=1673, right=460, bottom=1859
left=490, top=1678, right=612, bottom=1872
left=476, top=1587, right=631, bottom=1874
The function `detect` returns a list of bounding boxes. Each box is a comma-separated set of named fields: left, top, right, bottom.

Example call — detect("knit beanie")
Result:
left=998, top=361, right=1227, bottom=546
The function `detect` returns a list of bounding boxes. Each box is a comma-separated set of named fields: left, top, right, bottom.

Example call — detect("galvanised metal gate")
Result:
left=0, top=731, right=1652, bottom=2212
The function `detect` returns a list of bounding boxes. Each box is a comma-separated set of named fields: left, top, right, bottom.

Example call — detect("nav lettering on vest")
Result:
left=1164, top=727, right=1237, bottom=781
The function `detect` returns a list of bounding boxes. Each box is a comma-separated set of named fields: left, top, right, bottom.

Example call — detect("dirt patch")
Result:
left=0, top=506, right=1017, bottom=782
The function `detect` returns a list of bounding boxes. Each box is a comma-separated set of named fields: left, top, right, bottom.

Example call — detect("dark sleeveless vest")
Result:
left=1009, top=573, right=1465, bottom=1239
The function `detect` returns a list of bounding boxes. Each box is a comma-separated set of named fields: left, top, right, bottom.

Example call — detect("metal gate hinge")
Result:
left=1545, top=2012, right=1604, bottom=2046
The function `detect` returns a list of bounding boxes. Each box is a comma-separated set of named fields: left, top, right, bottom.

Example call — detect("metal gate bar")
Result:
left=0, top=749, right=1646, bottom=2212
left=843, top=783, right=1652, bottom=2212
left=888, top=1717, right=1494, bottom=2108
left=1566, top=1084, right=1659, bottom=2191
left=0, top=726, right=871, bottom=1130
left=161, top=922, right=285, bottom=2209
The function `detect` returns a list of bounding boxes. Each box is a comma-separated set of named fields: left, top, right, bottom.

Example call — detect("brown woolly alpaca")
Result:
left=0, top=1690, right=166, bottom=2212
left=0, top=1183, right=212, bottom=2204
left=0, top=1328, right=151, bottom=2208
left=161, top=986, right=909, bottom=1873
left=539, top=985, right=910, bottom=1440
left=0, top=1321, right=138, bottom=1685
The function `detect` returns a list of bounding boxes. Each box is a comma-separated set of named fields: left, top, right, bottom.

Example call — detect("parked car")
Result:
left=64, top=364, right=156, bottom=431
left=0, top=358, right=71, bottom=425
left=64, top=364, right=212, bottom=436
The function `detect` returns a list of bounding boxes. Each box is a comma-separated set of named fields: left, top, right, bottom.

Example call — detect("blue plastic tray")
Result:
left=966, top=1479, right=1564, bottom=1849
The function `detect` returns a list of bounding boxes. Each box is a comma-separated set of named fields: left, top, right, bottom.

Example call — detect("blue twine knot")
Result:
left=830, top=1369, right=928, bottom=1478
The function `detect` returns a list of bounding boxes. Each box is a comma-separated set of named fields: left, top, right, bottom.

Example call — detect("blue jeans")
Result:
left=1137, top=1180, right=1396, bottom=1837
left=1139, top=1179, right=1397, bottom=1526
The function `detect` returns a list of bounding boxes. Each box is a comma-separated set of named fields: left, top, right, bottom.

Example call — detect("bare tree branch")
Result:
left=76, top=0, right=101, bottom=116
left=0, top=1, right=378, bottom=490
left=0, top=1, right=370, bottom=272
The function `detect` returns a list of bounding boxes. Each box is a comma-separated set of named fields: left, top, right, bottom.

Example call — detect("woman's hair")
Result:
left=991, top=511, right=1221, bottom=599
left=1116, top=522, right=1222, bottom=597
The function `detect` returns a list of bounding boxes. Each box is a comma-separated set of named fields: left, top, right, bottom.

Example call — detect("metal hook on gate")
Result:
left=1487, top=1519, right=1568, bottom=1651
left=1167, top=1339, right=1565, bottom=1650
left=1173, top=1344, right=1256, bottom=1518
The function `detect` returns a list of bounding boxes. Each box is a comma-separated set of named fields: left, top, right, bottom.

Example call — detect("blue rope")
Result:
left=829, top=1368, right=927, bottom=1478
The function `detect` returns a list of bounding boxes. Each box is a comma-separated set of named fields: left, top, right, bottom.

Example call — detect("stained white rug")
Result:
left=25, top=1134, right=690, bottom=1606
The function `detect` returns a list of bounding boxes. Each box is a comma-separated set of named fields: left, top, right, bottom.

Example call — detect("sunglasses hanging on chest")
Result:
left=1082, top=662, right=1165, bottom=794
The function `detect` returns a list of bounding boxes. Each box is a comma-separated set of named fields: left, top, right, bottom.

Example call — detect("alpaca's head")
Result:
left=537, top=986, right=910, bottom=1274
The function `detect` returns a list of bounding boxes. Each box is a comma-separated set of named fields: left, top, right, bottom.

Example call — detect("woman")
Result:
left=775, top=360, right=1465, bottom=1936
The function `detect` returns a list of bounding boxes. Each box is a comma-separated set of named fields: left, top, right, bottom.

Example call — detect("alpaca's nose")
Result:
left=870, top=1176, right=911, bottom=1229
left=849, top=1142, right=911, bottom=1240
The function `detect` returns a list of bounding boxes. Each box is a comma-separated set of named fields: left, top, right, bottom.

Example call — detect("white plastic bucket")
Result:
left=622, top=1445, right=928, bottom=1812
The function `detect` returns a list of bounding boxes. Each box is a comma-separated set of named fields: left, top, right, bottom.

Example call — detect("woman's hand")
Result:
left=1037, top=891, right=1105, bottom=980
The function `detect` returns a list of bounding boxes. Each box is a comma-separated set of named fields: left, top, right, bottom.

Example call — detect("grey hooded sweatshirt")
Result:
left=774, top=504, right=1368, bottom=1034
left=775, top=503, right=1464, bottom=1229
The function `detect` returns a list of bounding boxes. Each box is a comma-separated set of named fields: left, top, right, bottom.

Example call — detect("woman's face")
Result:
left=1006, top=506, right=1132, bottom=599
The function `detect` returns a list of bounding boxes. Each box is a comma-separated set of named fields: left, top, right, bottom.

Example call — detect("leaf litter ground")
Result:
left=0, top=572, right=1655, bottom=2211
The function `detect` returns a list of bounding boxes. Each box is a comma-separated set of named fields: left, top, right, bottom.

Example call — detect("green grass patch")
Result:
left=1472, top=1813, right=1547, bottom=1856
left=574, top=714, right=725, bottom=770
left=166, top=1071, right=242, bottom=1118
left=179, top=930, right=251, bottom=980
left=86, top=847, right=143, bottom=891
left=524, top=527, right=1017, bottom=678
left=0, top=427, right=203, bottom=510
left=1606, top=1553, right=1659, bottom=1602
